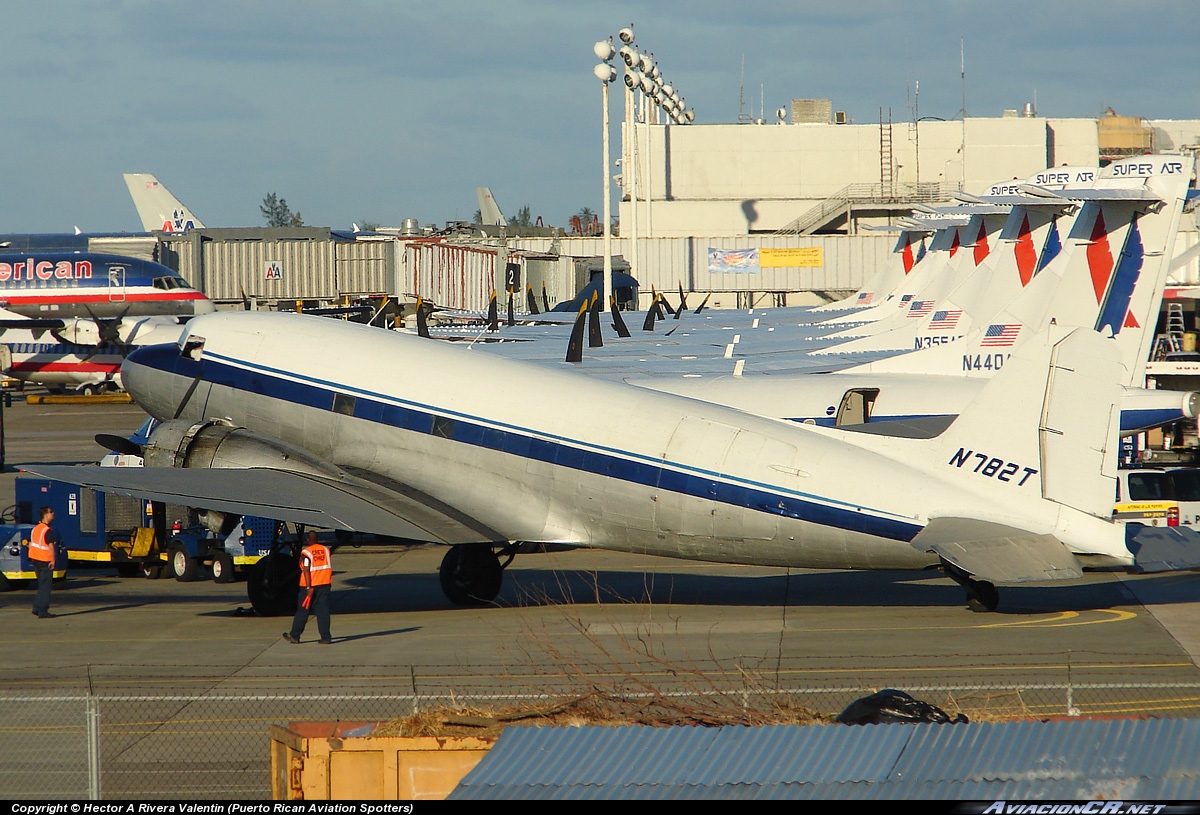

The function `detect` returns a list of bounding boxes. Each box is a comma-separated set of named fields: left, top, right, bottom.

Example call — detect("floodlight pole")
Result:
left=601, top=77, right=613, bottom=308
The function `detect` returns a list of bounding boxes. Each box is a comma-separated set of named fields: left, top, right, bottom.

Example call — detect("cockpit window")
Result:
left=180, top=335, right=205, bottom=361
left=153, top=276, right=189, bottom=290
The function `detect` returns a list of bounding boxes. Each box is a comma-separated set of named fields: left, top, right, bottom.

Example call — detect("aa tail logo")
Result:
left=901, top=233, right=915, bottom=274
left=949, top=229, right=961, bottom=258
left=1015, top=215, right=1036, bottom=286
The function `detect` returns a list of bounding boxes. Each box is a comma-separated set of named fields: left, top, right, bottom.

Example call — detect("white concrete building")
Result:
left=617, top=109, right=1200, bottom=239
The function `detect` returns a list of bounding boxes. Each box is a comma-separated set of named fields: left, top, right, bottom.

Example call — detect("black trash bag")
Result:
left=836, top=689, right=969, bottom=725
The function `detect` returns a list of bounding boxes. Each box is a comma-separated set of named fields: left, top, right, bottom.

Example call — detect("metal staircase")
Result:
left=775, top=182, right=948, bottom=236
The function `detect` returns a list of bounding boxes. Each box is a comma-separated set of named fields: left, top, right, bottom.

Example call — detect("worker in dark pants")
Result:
left=283, top=530, right=333, bottom=644
left=26, top=506, right=57, bottom=618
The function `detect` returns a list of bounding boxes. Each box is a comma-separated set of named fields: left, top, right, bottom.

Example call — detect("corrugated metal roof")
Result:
left=449, top=719, right=1200, bottom=800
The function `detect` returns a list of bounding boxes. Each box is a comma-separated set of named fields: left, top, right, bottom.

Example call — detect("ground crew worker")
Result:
left=283, top=530, right=333, bottom=644
left=26, top=506, right=57, bottom=618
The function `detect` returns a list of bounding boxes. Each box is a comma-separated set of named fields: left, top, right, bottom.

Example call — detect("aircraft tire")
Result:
left=966, top=580, right=999, bottom=613
left=140, top=561, right=163, bottom=580
left=211, top=551, right=236, bottom=584
left=439, top=544, right=503, bottom=606
left=246, top=554, right=300, bottom=617
left=171, top=544, right=199, bottom=582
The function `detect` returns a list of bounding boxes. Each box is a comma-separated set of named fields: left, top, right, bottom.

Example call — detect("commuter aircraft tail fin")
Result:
left=124, top=174, right=205, bottom=233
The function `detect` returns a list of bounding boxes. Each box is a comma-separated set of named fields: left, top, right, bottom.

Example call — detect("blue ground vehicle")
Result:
left=15, top=476, right=279, bottom=584
left=0, top=521, right=66, bottom=591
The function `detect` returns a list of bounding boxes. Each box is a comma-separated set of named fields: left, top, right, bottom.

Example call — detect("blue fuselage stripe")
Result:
left=134, top=346, right=924, bottom=543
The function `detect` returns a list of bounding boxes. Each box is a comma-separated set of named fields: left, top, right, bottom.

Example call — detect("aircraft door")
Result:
left=107, top=264, right=127, bottom=303
left=834, top=388, right=879, bottom=426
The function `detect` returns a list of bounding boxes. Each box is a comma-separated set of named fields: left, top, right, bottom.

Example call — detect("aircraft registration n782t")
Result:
left=30, top=310, right=1200, bottom=612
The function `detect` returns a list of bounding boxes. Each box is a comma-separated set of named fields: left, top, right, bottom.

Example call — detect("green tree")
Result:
left=261, top=193, right=304, bottom=227
left=511, top=205, right=533, bottom=228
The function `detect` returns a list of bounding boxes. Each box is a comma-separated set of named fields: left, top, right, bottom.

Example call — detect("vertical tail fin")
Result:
left=124, top=174, right=205, bottom=233
left=476, top=187, right=507, bottom=227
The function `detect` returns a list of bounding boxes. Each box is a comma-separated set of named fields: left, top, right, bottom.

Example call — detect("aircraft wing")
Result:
left=910, top=517, right=1084, bottom=583
left=23, top=465, right=499, bottom=544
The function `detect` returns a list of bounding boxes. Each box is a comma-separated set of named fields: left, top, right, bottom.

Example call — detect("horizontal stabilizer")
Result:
left=1125, top=526, right=1200, bottom=573
left=24, top=465, right=496, bottom=544
left=911, top=517, right=1083, bottom=583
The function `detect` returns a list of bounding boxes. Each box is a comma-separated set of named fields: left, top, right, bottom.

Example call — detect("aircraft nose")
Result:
left=192, top=297, right=217, bottom=315
left=120, top=343, right=188, bottom=417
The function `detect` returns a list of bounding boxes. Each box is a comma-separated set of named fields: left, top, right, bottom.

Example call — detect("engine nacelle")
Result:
left=142, top=419, right=343, bottom=479
left=52, top=319, right=103, bottom=347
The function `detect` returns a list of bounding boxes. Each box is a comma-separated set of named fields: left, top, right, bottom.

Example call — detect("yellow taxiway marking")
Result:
left=978, top=609, right=1138, bottom=628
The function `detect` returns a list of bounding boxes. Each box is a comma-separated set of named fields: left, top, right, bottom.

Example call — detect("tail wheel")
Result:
left=211, top=551, right=236, bottom=584
left=439, top=544, right=503, bottom=605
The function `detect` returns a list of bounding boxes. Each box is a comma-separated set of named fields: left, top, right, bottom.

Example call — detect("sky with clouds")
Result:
left=0, top=1, right=1195, bottom=233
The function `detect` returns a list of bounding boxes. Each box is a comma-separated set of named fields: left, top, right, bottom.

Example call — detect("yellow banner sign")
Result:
left=759, top=247, right=823, bottom=268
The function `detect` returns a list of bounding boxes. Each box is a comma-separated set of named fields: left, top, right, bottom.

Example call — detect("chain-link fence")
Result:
left=5, top=681, right=1200, bottom=799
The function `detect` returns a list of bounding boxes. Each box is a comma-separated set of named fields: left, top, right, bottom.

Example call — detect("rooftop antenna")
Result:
left=959, top=37, right=966, bottom=191
left=737, top=54, right=752, bottom=123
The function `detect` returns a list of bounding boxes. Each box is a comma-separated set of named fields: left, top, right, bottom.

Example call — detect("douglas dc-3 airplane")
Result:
left=28, top=309, right=1200, bottom=613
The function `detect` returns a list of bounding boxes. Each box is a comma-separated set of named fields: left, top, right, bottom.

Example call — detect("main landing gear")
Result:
left=247, top=539, right=300, bottom=617
left=940, top=558, right=1000, bottom=613
left=438, top=543, right=517, bottom=605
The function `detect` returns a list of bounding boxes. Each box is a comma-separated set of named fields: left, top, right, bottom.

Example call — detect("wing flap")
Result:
left=23, top=465, right=498, bottom=544
left=911, top=517, right=1083, bottom=583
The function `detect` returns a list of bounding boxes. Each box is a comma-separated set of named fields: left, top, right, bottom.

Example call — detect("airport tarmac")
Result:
left=3, top=394, right=1200, bottom=711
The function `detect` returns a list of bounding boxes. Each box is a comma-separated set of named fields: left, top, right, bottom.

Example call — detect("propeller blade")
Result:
left=565, top=301, right=588, bottom=363
left=642, top=301, right=657, bottom=332
left=542, top=282, right=550, bottom=312
left=526, top=284, right=539, bottom=315
left=506, top=291, right=515, bottom=327
left=415, top=297, right=431, bottom=339
left=678, top=282, right=688, bottom=311
left=609, top=296, right=631, bottom=338
left=96, top=433, right=142, bottom=457
left=587, top=291, right=603, bottom=348
left=487, top=290, right=499, bottom=331
left=694, top=292, right=712, bottom=314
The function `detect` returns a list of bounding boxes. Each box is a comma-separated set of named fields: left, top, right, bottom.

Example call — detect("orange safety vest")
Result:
left=299, top=542, right=332, bottom=587
left=29, top=523, right=55, bottom=563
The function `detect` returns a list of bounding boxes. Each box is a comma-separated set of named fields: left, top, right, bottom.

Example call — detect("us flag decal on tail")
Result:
left=980, top=324, right=1021, bottom=347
